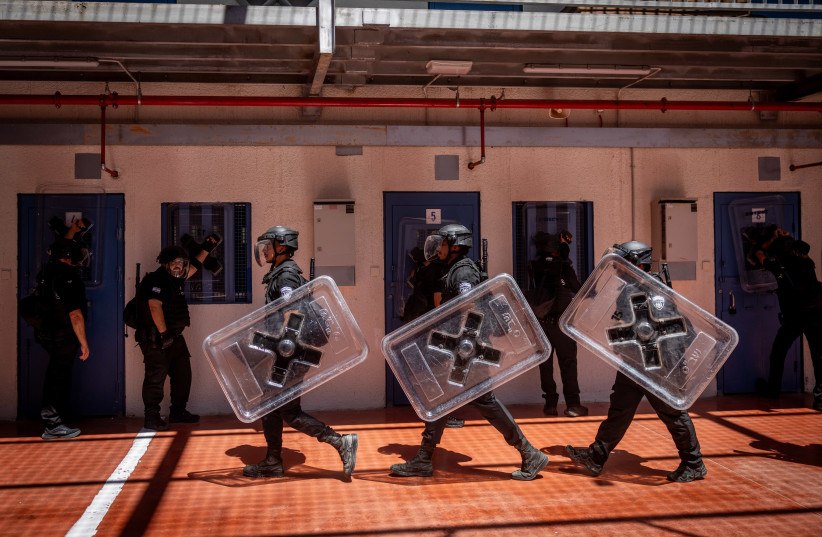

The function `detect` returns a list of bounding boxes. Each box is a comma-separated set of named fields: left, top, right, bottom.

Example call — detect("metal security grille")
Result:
left=161, top=202, right=251, bottom=304
left=232, top=202, right=250, bottom=302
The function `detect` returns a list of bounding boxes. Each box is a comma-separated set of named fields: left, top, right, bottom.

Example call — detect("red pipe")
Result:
left=1, top=94, right=822, bottom=112
left=100, top=104, right=119, bottom=178
left=467, top=100, right=487, bottom=170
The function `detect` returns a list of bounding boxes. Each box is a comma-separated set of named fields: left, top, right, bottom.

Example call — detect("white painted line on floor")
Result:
left=65, top=429, right=157, bottom=537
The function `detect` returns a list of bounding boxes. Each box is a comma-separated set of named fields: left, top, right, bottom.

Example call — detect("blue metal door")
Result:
left=714, top=192, right=801, bottom=394
left=383, top=192, right=480, bottom=405
left=18, top=194, right=125, bottom=418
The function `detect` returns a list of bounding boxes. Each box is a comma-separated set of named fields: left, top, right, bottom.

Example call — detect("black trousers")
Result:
left=538, top=316, right=581, bottom=407
left=140, top=336, right=192, bottom=417
left=39, top=338, right=79, bottom=428
left=589, top=372, right=702, bottom=468
left=767, top=311, right=822, bottom=403
left=420, top=391, right=526, bottom=452
left=260, top=397, right=336, bottom=454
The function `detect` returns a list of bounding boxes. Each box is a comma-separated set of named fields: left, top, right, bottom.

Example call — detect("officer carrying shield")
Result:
left=565, top=240, right=707, bottom=482
left=243, top=225, right=359, bottom=479
left=136, top=239, right=218, bottom=431
left=390, top=223, right=549, bottom=481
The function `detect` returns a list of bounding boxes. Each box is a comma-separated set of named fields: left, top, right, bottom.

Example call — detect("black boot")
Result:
left=144, top=413, right=169, bottom=431
left=512, top=440, right=549, bottom=481
left=244, top=448, right=284, bottom=478
left=542, top=395, right=558, bottom=416
left=326, top=433, right=359, bottom=476
left=169, top=409, right=200, bottom=423
left=565, top=445, right=603, bottom=476
left=390, top=447, right=434, bottom=477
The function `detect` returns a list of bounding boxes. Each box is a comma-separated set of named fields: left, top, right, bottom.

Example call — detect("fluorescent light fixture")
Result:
left=0, top=59, right=100, bottom=69
left=523, top=64, right=652, bottom=76
left=426, top=60, right=473, bottom=76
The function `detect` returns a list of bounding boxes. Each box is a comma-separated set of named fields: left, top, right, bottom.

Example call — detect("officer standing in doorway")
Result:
left=35, top=237, right=91, bottom=440
left=566, top=241, right=707, bottom=482
left=136, top=239, right=217, bottom=431
left=530, top=231, right=587, bottom=417
left=390, top=224, right=550, bottom=481
left=243, top=226, right=359, bottom=478
left=753, top=229, right=822, bottom=410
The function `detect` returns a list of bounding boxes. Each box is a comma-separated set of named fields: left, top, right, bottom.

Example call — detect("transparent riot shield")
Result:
left=728, top=195, right=789, bottom=293
left=382, top=274, right=552, bottom=422
left=202, top=276, right=368, bottom=422
left=560, top=254, right=739, bottom=410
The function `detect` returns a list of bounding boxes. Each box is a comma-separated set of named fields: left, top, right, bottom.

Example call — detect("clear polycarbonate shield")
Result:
left=560, top=254, right=739, bottom=410
left=423, top=234, right=444, bottom=261
left=727, top=195, right=788, bottom=293
left=202, top=276, right=368, bottom=422
left=382, top=274, right=552, bottom=422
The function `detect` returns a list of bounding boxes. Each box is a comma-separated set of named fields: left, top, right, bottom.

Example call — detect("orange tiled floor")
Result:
left=1, top=394, right=821, bottom=537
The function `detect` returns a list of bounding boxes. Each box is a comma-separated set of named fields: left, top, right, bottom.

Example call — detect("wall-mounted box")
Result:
left=652, top=200, right=697, bottom=280
left=314, top=201, right=356, bottom=286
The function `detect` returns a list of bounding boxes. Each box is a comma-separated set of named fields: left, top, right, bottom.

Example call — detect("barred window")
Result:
left=161, top=202, right=252, bottom=304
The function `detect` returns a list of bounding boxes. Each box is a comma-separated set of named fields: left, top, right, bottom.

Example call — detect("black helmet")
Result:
left=257, top=226, right=299, bottom=250
left=436, top=224, right=473, bottom=248
left=157, top=245, right=189, bottom=264
left=612, top=240, right=653, bottom=271
left=424, top=223, right=473, bottom=261
left=255, top=225, right=299, bottom=266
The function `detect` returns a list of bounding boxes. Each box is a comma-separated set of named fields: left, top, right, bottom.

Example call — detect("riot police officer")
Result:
left=390, top=224, right=549, bottom=481
left=243, top=226, right=358, bottom=478
left=566, top=241, right=707, bottom=482
left=753, top=229, right=822, bottom=410
left=36, top=237, right=91, bottom=439
left=136, top=243, right=213, bottom=431
left=530, top=231, right=587, bottom=417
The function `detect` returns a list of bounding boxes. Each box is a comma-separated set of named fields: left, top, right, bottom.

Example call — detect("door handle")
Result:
left=728, top=290, right=736, bottom=314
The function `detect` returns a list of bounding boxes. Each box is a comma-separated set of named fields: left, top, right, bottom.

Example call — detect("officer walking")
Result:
left=136, top=240, right=216, bottom=431
left=566, top=241, right=707, bottom=482
left=35, top=237, right=91, bottom=440
left=390, top=224, right=550, bottom=481
left=243, top=226, right=358, bottom=478
left=530, top=231, right=587, bottom=417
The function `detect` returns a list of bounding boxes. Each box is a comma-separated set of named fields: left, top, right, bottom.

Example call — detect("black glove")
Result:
left=202, top=233, right=222, bottom=253
left=160, top=330, right=174, bottom=350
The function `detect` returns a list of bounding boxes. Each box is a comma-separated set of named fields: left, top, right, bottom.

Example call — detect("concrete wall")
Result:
left=1, top=82, right=821, bottom=420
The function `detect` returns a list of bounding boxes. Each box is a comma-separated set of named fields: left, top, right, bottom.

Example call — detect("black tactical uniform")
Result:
left=36, top=254, right=88, bottom=439
left=566, top=241, right=706, bottom=483
left=403, top=258, right=445, bottom=323
left=137, top=262, right=195, bottom=427
left=390, top=224, right=549, bottom=481
left=759, top=236, right=822, bottom=409
left=531, top=247, right=586, bottom=417
left=244, top=226, right=358, bottom=478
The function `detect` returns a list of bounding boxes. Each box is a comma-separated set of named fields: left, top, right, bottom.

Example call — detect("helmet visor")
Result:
left=254, top=239, right=275, bottom=267
left=165, top=257, right=190, bottom=279
left=423, top=235, right=445, bottom=262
